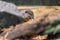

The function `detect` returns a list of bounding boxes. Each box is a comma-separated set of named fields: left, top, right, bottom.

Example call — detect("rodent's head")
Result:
left=20, top=9, right=34, bottom=21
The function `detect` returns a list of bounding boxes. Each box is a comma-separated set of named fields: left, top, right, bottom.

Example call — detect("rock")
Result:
left=0, top=1, right=34, bottom=30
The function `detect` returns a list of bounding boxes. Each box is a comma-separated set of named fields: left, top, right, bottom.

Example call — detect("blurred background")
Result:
left=2, top=0, right=60, bottom=6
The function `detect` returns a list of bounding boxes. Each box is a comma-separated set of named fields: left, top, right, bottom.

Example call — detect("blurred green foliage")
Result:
left=2, top=0, right=59, bottom=6
left=43, top=17, right=60, bottom=35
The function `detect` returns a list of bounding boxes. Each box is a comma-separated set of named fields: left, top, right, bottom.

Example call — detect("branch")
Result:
left=3, top=14, right=48, bottom=40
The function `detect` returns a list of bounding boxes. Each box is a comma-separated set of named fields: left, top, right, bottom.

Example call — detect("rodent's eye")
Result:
left=25, top=11, right=32, bottom=15
left=25, top=11, right=28, bottom=13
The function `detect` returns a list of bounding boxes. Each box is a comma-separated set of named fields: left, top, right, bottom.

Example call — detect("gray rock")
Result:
left=0, top=1, right=34, bottom=29
left=0, top=1, right=34, bottom=18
